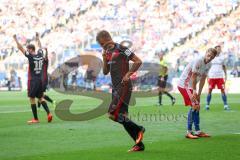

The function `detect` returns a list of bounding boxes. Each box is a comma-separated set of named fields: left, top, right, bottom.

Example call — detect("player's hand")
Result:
left=161, top=77, right=164, bottom=81
left=192, top=91, right=198, bottom=102
left=191, top=93, right=200, bottom=107
left=192, top=104, right=200, bottom=111
left=13, top=34, right=17, bottom=40
left=122, top=74, right=130, bottom=85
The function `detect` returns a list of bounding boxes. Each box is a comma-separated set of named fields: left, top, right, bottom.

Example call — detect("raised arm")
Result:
left=44, top=48, right=48, bottom=61
left=13, top=34, right=26, bottom=54
left=36, top=32, right=42, bottom=48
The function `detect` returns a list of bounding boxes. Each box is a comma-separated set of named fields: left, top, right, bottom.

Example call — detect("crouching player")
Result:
left=178, top=48, right=217, bottom=139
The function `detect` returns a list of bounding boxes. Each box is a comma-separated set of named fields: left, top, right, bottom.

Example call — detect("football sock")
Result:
left=44, top=95, right=53, bottom=103
left=37, top=101, right=41, bottom=108
left=221, top=93, right=227, bottom=105
left=122, top=119, right=141, bottom=141
left=193, top=110, right=200, bottom=131
left=164, top=91, right=174, bottom=100
left=187, top=108, right=193, bottom=131
left=137, top=141, right=144, bottom=147
left=31, top=104, right=38, bottom=120
left=123, top=122, right=137, bottom=141
left=158, top=91, right=162, bottom=104
left=206, top=93, right=212, bottom=105
left=41, top=101, right=50, bottom=114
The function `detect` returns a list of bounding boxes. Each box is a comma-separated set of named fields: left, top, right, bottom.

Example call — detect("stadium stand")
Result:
left=0, top=0, right=240, bottom=90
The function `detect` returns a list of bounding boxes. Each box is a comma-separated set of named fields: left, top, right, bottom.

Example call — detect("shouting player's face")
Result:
left=205, top=51, right=216, bottom=64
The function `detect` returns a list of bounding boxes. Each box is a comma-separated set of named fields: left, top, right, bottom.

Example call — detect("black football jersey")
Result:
left=105, top=43, right=135, bottom=88
left=25, top=51, right=44, bottom=80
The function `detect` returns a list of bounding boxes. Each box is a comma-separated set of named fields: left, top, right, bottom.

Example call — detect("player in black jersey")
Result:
left=96, top=30, right=145, bottom=152
left=35, top=33, right=56, bottom=108
left=13, top=33, right=53, bottom=124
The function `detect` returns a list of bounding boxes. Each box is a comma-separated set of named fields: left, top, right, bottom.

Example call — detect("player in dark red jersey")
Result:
left=96, top=30, right=145, bottom=152
left=35, top=33, right=56, bottom=108
left=13, top=33, right=53, bottom=124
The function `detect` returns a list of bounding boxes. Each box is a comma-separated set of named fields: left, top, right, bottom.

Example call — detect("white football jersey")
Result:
left=208, top=55, right=225, bottom=78
left=178, top=57, right=211, bottom=88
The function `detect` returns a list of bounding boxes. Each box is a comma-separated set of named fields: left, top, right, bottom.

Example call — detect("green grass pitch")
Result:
left=0, top=91, right=239, bottom=160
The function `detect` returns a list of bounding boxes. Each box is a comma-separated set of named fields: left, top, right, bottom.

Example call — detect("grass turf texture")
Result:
left=0, top=91, right=239, bottom=160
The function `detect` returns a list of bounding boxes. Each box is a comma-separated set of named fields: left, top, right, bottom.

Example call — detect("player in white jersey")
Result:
left=178, top=48, right=217, bottom=139
left=206, top=46, right=229, bottom=110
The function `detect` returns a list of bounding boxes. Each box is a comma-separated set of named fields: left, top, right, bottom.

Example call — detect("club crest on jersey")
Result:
left=124, top=49, right=132, bottom=57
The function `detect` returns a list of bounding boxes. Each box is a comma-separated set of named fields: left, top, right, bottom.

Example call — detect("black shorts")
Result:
left=158, top=75, right=168, bottom=88
left=108, top=83, right=132, bottom=121
left=28, top=79, right=43, bottom=98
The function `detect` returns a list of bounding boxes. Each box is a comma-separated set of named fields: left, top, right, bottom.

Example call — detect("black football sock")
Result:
left=41, top=101, right=50, bottom=114
left=123, top=122, right=137, bottom=141
left=122, top=119, right=141, bottom=141
left=31, top=104, right=38, bottom=120
left=164, top=91, right=174, bottom=100
left=137, top=141, right=144, bottom=147
left=37, top=101, right=41, bottom=108
left=44, top=95, right=53, bottom=103
left=158, top=91, right=162, bottom=104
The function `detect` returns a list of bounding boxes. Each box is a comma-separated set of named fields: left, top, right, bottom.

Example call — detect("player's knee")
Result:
left=38, top=97, right=45, bottom=103
left=108, top=113, right=125, bottom=124
left=29, top=98, right=35, bottom=104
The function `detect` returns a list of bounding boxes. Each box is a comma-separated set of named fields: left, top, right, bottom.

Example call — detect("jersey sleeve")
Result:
left=117, top=44, right=135, bottom=60
left=123, top=48, right=135, bottom=60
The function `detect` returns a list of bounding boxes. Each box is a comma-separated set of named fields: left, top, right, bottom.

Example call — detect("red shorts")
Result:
left=208, top=78, right=224, bottom=90
left=178, top=86, right=199, bottom=107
